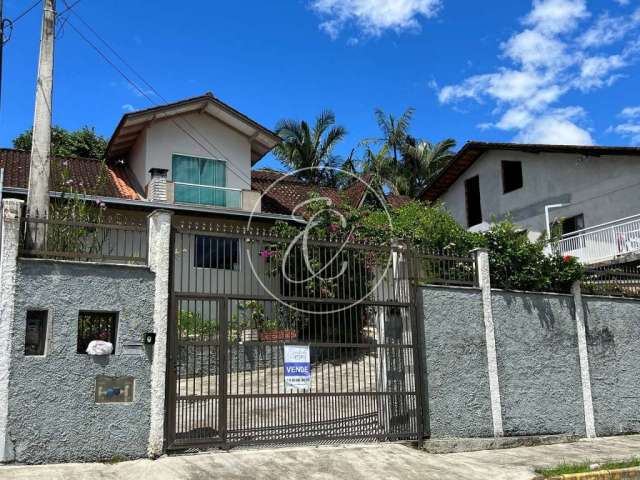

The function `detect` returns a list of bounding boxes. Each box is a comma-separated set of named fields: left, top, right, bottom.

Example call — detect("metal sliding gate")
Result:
left=166, top=220, right=424, bottom=449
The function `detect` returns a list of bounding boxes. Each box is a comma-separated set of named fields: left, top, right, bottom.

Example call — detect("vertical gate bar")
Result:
left=407, top=248, right=426, bottom=442
left=219, top=298, right=229, bottom=445
left=165, top=227, right=177, bottom=448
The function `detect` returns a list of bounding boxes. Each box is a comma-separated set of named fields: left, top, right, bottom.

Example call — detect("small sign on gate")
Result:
left=284, top=345, right=311, bottom=391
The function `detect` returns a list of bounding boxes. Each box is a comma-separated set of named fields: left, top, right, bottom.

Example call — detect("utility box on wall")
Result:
left=95, top=375, right=135, bottom=403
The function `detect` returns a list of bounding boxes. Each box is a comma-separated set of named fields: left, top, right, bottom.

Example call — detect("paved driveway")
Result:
left=2, top=435, right=640, bottom=480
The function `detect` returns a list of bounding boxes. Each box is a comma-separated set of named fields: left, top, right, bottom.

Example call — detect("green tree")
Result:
left=372, top=107, right=414, bottom=164
left=360, top=144, right=399, bottom=195
left=273, top=110, right=347, bottom=185
left=13, top=125, right=108, bottom=159
left=395, top=137, right=456, bottom=197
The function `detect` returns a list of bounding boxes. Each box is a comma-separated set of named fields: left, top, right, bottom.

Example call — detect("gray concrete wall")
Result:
left=583, top=296, right=640, bottom=436
left=421, top=285, right=640, bottom=441
left=7, top=259, right=155, bottom=464
left=422, top=286, right=494, bottom=438
left=492, top=291, right=585, bottom=436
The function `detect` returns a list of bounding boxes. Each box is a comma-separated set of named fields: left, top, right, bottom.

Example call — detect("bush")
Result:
left=483, top=219, right=583, bottom=292
left=356, top=201, right=482, bottom=255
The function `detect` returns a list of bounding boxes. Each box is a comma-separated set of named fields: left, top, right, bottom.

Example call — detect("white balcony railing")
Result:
left=558, top=214, right=640, bottom=264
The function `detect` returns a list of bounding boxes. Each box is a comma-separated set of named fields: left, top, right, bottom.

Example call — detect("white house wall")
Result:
left=128, top=112, right=253, bottom=191
left=439, top=150, right=640, bottom=237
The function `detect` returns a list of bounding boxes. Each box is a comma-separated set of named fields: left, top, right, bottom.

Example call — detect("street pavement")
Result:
left=2, top=435, right=640, bottom=479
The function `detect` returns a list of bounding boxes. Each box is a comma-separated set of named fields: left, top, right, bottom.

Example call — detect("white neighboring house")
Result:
left=421, top=142, right=640, bottom=265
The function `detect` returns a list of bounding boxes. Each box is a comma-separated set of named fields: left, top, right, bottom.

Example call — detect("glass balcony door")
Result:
left=173, top=154, right=231, bottom=207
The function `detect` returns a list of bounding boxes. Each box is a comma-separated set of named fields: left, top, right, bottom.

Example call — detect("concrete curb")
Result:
left=422, top=434, right=581, bottom=454
left=536, top=465, right=640, bottom=479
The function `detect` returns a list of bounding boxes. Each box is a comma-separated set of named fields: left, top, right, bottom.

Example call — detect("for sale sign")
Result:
left=284, top=345, right=311, bottom=391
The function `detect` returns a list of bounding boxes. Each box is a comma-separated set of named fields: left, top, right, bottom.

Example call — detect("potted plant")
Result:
left=236, top=301, right=262, bottom=343
left=258, top=317, right=298, bottom=342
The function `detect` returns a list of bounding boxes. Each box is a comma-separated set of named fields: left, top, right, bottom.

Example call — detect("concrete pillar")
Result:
left=572, top=281, right=596, bottom=439
left=472, top=248, right=504, bottom=438
left=146, top=209, right=173, bottom=457
left=0, top=199, right=24, bottom=462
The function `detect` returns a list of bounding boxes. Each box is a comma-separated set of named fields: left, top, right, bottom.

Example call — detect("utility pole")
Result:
left=26, top=0, right=56, bottom=246
left=0, top=0, right=3, bottom=108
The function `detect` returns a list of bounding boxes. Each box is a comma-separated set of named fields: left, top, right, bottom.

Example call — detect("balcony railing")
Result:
left=19, top=215, right=148, bottom=265
left=173, top=182, right=242, bottom=209
left=557, top=214, right=640, bottom=264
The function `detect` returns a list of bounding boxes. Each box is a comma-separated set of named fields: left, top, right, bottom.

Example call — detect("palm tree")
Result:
left=360, top=144, right=399, bottom=195
left=273, top=110, right=347, bottom=185
left=396, top=137, right=456, bottom=197
left=373, top=107, right=415, bottom=164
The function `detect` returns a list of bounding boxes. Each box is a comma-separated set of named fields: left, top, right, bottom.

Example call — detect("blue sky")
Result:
left=1, top=0, right=639, bottom=170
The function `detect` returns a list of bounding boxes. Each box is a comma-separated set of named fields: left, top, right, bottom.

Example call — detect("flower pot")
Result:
left=258, top=329, right=298, bottom=342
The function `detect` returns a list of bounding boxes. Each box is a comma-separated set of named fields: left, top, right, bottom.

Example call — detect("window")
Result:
left=465, top=176, right=483, bottom=227
left=562, top=214, right=585, bottom=236
left=25, top=310, right=48, bottom=356
left=195, top=235, right=239, bottom=270
left=77, top=311, right=118, bottom=354
left=172, top=154, right=231, bottom=206
left=502, top=161, right=523, bottom=193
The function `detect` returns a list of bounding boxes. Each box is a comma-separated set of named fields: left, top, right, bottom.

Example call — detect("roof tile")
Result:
left=0, top=148, right=142, bottom=200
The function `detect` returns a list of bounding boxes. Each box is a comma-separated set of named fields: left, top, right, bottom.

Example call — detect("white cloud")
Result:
left=495, top=107, right=535, bottom=130
left=577, top=54, right=627, bottom=90
left=121, top=104, right=135, bottom=112
left=515, top=115, right=594, bottom=144
left=620, top=106, right=640, bottom=119
left=502, top=29, right=569, bottom=68
left=311, top=0, right=441, bottom=38
left=581, top=8, right=640, bottom=50
left=524, top=0, right=589, bottom=34
left=509, top=106, right=592, bottom=144
left=579, top=12, right=637, bottom=48
left=610, top=123, right=640, bottom=144
left=437, top=0, right=640, bottom=145
left=609, top=106, right=640, bottom=144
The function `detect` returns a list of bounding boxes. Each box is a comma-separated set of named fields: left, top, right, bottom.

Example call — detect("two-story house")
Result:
left=421, top=141, right=640, bottom=265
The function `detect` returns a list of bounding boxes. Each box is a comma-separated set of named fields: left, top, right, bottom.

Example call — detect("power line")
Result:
left=61, top=2, right=254, bottom=187
left=10, top=0, right=41, bottom=24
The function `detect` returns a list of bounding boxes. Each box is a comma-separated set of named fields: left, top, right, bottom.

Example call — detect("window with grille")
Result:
left=25, top=310, right=48, bottom=356
left=77, top=311, right=118, bottom=354
left=194, top=235, right=239, bottom=270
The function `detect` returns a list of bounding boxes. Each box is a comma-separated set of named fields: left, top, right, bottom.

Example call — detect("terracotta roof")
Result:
left=421, top=141, right=640, bottom=202
left=251, top=170, right=400, bottom=215
left=251, top=169, right=353, bottom=215
left=0, top=148, right=142, bottom=200
left=385, top=194, right=412, bottom=208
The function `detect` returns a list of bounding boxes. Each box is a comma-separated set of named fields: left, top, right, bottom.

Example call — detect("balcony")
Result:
left=557, top=214, right=640, bottom=264
left=167, top=182, right=261, bottom=212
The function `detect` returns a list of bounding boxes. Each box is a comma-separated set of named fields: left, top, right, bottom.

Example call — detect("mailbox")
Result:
left=95, top=376, right=134, bottom=403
